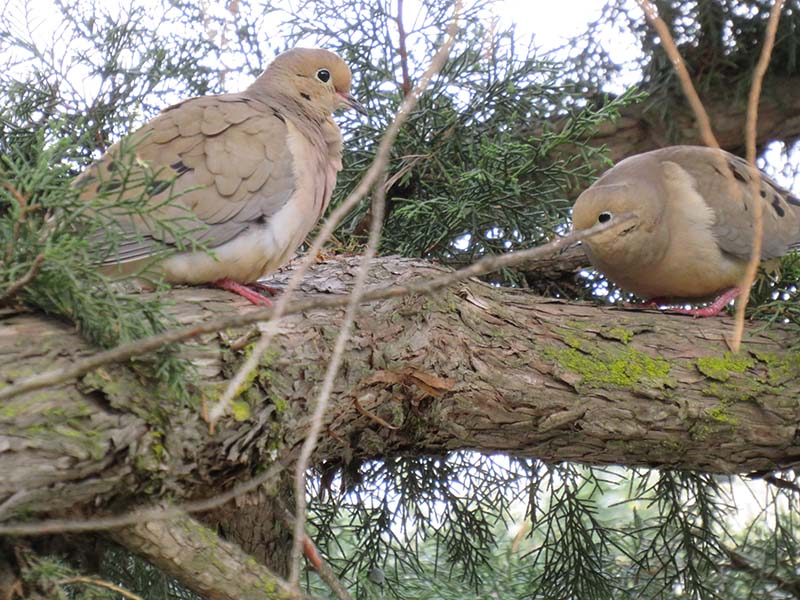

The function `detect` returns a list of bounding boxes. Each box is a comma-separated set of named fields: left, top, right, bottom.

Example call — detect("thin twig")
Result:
left=396, top=0, right=413, bottom=97
left=384, top=153, right=427, bottom=192
left=0, top=181, right=28, bottom=206
left=0, top=216, right=627, bottom=404
left=635, top=0, right=786, bottom=352
left=730, top=0, right=785, bottom=353
left=289, top=173, right=388, bottom=588
left=280, top=507, right=354, bottom=600
left=58, top=577, right=145, bottom=600
left=307, top=546, right=353, bottom=600
left=758, top=473, right=800, bottom=496
left=0, top=448, right=298, bottom=536
left=287, top=2, right=461, bottom=586
left=634, top=0, right=719, bottom=150
left=1, top=189, right=55, bottom=303
left=0, top=253, right=45, bottom=305
left=207, top=1, right=462, bottom=428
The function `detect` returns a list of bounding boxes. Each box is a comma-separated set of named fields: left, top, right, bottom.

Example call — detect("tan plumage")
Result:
left=74, top=48, right=365, bottom=302
left=571, top=146, right=800, bottom=310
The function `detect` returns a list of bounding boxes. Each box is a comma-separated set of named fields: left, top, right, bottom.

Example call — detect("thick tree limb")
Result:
left=0, top=219, right=610, bottom=404
left=109, top=515, right=306, bottom=600
left=3, top=254, right=800, bottom=595
left=1, top=255, right=800, bottom=530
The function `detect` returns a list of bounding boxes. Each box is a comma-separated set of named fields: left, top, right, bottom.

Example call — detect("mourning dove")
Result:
left=74, top=47, right=366, bottom=305
left=571, top=145, right=800, bottom=317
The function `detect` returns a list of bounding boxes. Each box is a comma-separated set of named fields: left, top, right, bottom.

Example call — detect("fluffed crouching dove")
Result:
left=571, top=145, right=800, bottom=317
left=75, top=47, right=366, bottom=305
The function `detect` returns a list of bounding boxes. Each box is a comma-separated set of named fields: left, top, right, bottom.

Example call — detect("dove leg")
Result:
left=213, top=278, right=273, bottom=306
left=659, top=287, right=741, bottom=318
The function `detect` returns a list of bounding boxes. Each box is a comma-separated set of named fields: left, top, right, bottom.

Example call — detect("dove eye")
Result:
left=597, top=211, right=613, bottom=224
left=316, top=68, right=331, bottom=83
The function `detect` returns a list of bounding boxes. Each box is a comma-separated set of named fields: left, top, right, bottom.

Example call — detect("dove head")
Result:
left=256, top=48, right=366, bottom=118
left=572, top=177, right=668, bottom=272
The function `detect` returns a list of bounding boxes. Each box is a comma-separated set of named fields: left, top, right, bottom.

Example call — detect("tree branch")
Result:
left=733, top=0, right=784, bottom=354
left=2, top=253, right=800, bottom=530
left=3, top=253, right=800, bottom=595
left=211, top=6, right=461, bottom=427
left=395, top=0, right=412, bottom=97
left=635, top=0, right=720, bottom=150
left=724, top=547, right=800, bottom=598
left=109, top=515, right=308, bottom=600
left=577, top=75, right=800, bottom=165
left=58, top=577, right=145, bottom=600
left=286, top=6, right=461, bottom=583
left=0, top=252, right=45, bottom=305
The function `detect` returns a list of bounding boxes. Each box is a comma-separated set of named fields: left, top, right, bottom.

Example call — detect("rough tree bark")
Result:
left=2, top=255, right=799, bottom=505
left=2, top=255, right=800, bottom=596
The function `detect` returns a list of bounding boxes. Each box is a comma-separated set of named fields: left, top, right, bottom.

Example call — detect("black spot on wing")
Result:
left=170, top=160, right=191, bottom=175
left=771, top=197, right=785, bottom=217
left=728, top=162, right=748, bottom=183
left=759, top=189, right=767, bottom=198
left=271, top=109, right=286, bottom=123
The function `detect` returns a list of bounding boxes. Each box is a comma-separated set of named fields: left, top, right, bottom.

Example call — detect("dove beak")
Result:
left=338, top=91, right=368, bottom=116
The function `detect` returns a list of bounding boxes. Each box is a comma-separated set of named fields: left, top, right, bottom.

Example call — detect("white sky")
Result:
left=498, top=0, right=608, bottom=47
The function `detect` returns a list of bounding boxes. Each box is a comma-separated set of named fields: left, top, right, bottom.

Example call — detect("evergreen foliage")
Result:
left=280, top=0, right=637, bottom=282
left=304, top=463, right=800, bottom=599
left=569, top=0, right=800, bottom=98
left=0, top=0, right=226, bottom=396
